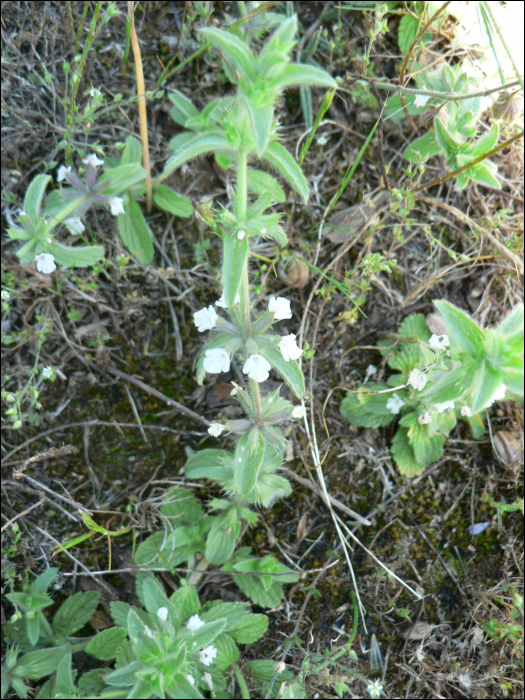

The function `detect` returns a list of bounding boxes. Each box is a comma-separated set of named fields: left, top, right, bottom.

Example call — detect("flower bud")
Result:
left=492, top=91, right=523, bottom=126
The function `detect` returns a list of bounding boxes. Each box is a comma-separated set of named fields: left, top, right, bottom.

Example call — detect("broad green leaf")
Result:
left=496, top=304, right=524, bottom=345
left=434, top=300, right=485, bottom=357
left=170, top=584, right=201, bottom=621
left=340, top=383, right=396, bottom=429
left=470, top=361, right=502, bottom=414
left=52, top=592, right=100, bottom=639
left=419, top=364, right=469, bottom=404
left=121, top=136, right=143, bottom=165
left=390, top=427, right=426, bottom=477
left=117, top=197, right=153, bottom=264
left=141, top=576, right=170, bottom=615
left=263, top=141, right=309, bottom=202
left=85, top=628, right=127, bottom=661
left=200, top=601, right=249, bottom=631
left=229, top=613, right=268, bottom=644
left=247, top=659, right=294, bottom=684
left=164, top=133, right=232, bottom=176
left=398, top=13, right=422, bottom=55
left=466, top=122, right=499, bottom=159
left=463, top=412, right=485, bottom=439
left=166, top=674, right=202, bottom=699
left=13, top=645, right=71, bottom=680
left=127, top=609, right=162, bottom=662
left=223, top=230, right=249, bottom=307
left=271, top=63, right=337, bottom=91
left=185, top=449, right=234, bottom=481
left=110, top=601, right=133, bottom=629
left=258, top=345, right=305, bottom=398
left=103, top=660, right=143, bottom=688
left=466, top=162, right=500, bottom=189
left=214, top=633, right=240, bottom=670
left=178, top=617, right=227, bottom=652
left=500, top=360, right=524, bottom=398
left=168, top=91, right=199, bottom=127
left=406, top=421, right=445, bottom=467
left=24, top=174, right=51, bottom=224
left=168, top=131, right=196, bottom=153
left=199, top=27, right=256, bottom=81
left=234, top=428, right=265, bottom=496
left=404, top=132, right=443, bottom=162
left=31, top=567, right=59, bottom=594
left=161, top=487, right=205, bottom=523
left=434, top=117, right=460, bottom=155
left=78, top=669, right=108, bottom=695
left=260, top=15, right=297, bottom=60
left=244, top=101, right=273, bottom=157
left=48, top=241, right=105, bottom=268
left=98, top=163, right=146, bottom=195
left=153, top=185, right=193, bottom=217
left=54, top=651, right=76, bottom=697
left=206, top=509, right=241, bottom=565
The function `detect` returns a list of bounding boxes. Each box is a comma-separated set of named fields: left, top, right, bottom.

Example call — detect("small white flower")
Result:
left=484, top=384, right=506, bottom=408
left=82, top=153, right=104, bottom=168
left=408, top=368, right=428, bottom=391
left=317, top=134, right=329, bottom=146
left=208, top=423, right=225, bottom=437
left=186, top=674, right=195, bottom=686
left=35, top=253, right=56, bottom=274
left=292, top=405, right=306, bottom=420
left=428, top=334, right=450, bottom=351
left=202, top=672, right=214, bottom=691
left=261, top=227, right=267, bottom=235
left=88, top=86, right=102, bottom=98
left=386, top=393, right=405, bottom=415
left=237, top=229, right=246, bottom=240
left=203, top=348, right=231, bottom=374
left=366, top=679, right=384, bottom=699
left=200, top=645, right=217, bottom=666
left=230, top=381, right=241, bottom=396
left=366, top=365, right=377, bottom=377
left=268, top=296, right=292, bottom=320
left=414, top=88, right=430, bottom=109
left=187, top=614, right=205, bottom=631
left=418, top=410, right=432, bottom=425
left=41, top=366, right=55, bottom=380
left=460, top=406, right=471, bottom=417
left=57, top=165, right=71, bottom=182
left=278, top=334, right=303, bottom=362
left=215, top=293, right=240, bottom=309
left=243, top=354, right=271, bottom=382
left=434, top=400, right=455, bottom=413
left=144, top=625, right=154, bottom=639
left=1, top=290, right=11, bottom=301
left=109, top=197, right=125, bottom=216
left=156, top=607, right=168, bottom=622
left=64, top=217, right=85, bottom=234
left=193, top=305, right=219, bottom=332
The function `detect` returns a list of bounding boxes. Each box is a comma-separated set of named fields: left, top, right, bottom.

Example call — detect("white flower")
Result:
left=203, top=348, right=231, bottom=374
left=292, top=405, right=306, bottom=420
left=41, top=366, right=55, bottom=380
left=278, top=334, right=303, bottom=362
left=193, top=305, right=219, bottom=332
left=237, top=229, right=246, bottom=240
left=88, top=86, right=102, bottom=98
left=202, top=672, right=214, bottom=691
left=414, top=88, right=430, bottom=109
left=317, top=134, right=329, bottom=146
left=215, top=293, right=240, bottom=309
left=484, top=384, right=506, bottom=408
left=428, top=334, right=450, bottom=351
left=230, top=381, right=241, bottom=396
left=386, top=393, right=405, bottom=415
left=187, top=614, right=205, bottom=631
left=366, top=365, right=377, bottom=377
left=186, top=675, right=195, bottom=686
left=460, top=406, right=471, bottom=417
left=434, top=400, right=455, bottom=413
left=261, top=227, right=267, bottom=234
left=1, top=290, right=11, bottom=301
left=144, top=625, right=154, bottom=639
left=366, top=679, right=384, bottom=699
left=35, top=253, right=56, bottom=274
left=156, top=607, right=168, bottom=622
left=109, top=197, right=125, bottom=216
left=243, top=354, right=271, bottom=382
left=82, top=153, right=104, bottom=167
left=208, top=423, right=225, bottom=437
left=418, top=410, right=432, bottom=425
left=57, top=165, right=71, bottom=182
left=200, top=645, right=217, bottom=666
left=64, top=217, right=85, bottom=234
left=268, top=296, right=292, bottom=320
left=408, top=368, right=428, bottom=391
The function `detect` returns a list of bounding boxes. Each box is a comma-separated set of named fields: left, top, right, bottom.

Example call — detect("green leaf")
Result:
left=496, top=304, right=524, bottom=346
left=419, top=364, right=469, bottom=404
left=178, top=617, right=227, bottom=652
left=164, top=133, right=232, bottom=177
left=434, top=117, right=460, bottom=155
left=471, top=361, right=502, bottom=414
left=404, top=131, right=443, bottom=162
left=31, top=567, right=59, bottom=594
left=120, top=136, right=143, bottom=165
left=169, top=584, right=201, bottom=621
left=223, top=230, right=249, bottom=307
left=263, top=141, right=309, bottom=202
left=300, top=85, right=313, bottom=129
left=13, top=645, right=71, bottom=680
left=406, top=418, right=445, bottom=466
left=52, top=591, right=100, bottom=639
left=168, top=131, right=196, bottom=153
left=24, top=174, right=51, bottom=224
left=466, top=122, right=499, bottom=159
left=206, top=508, right=241, bottom=565
left=161, top=486, right=205, bottom=523
left=168, top=91, right=200, bottom=127
left=117, top=197, right=153, bottom=264
left=153, top=185, right=193, bottom=218
left=214, top=632, right=240, bottom=670
left=110, top=601, right=133, bottom=629
left=234, top=428, right=265, bottom=496
left=466, top=162, right=500, bottom=189
left=185, top=449, right=235, bottom=481
left=398, top=13, right=422, bottom=55
left=340, top=383, right=396, bottom=429
left=140, top=576, right=170, bottom=615
left=244, top=101, right=273, bottom=157
left=103, top=660, right=144, bottom=689
left=433, top=300, right=485, bottom=357
left=390, top=427, right=426, bottom=477
left=463, top=412, right=485, bottom=439
left=260, top=15, right=298, bottom=60
left=78, top=669, right=107, bottom=696
left=500, top=360, right=524, bottom=398
left=229, top=613, right=268, bottom=644
left=257, top=345, right=305, bottom=398
left=127, top=609, right=162, bottom=662
left=85, top=627, right=127, bottom=661
left=200, top=601, right=249, bottom=631
left=48, top=241, right=105, bottom=268
left=199, top=27, right=257, bottom=81
left=271, top=63, right=337, bottom=91
left=98, top=163, right=147, bottom=195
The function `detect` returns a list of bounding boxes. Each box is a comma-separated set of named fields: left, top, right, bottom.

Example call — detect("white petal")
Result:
left=418, top=410, right=432, bottom=425
left=156, top=607, right=168, bottom=622
left=203, top=348, right=231, bottom=374
left=386, top=393, right=405, bottom=415
left=434, top=400, right=455, bottom=413
left=34, top=253, right=57, bottom=274
left=82, top=153, right=104, bottom=167
left=243, top=354, right=271, bottom=382
left=237, top=229, right=246, bottom=240
left=215, top=294, right=228, bottom=309
left=292, top=405, right=306, bottom=419
left=109, top=197, right=125, bottom=216
left=208, top=423, right=225, bottom=437
left=57, top=165, right=71, bottom=182
left=408, top=369, right=428, bottom=391
left=278, top=334, right=302, bottom=362
left=268, top=296, right=292, bottom=320
left=187, top=614, right=205, bottom=631
left=366, top=365, right=377, bottom=377
left=460, top=406, right=471, bottom=417
left=193, top=305, right=219, bottom=332
left=64, top=217, right=85, bottom=234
